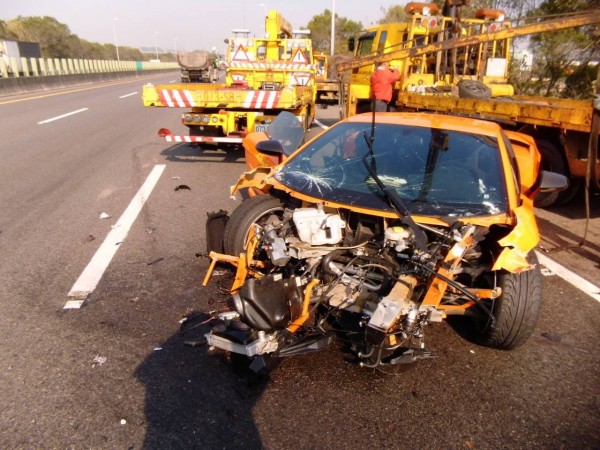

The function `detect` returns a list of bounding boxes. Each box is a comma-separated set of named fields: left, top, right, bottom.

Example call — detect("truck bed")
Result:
left=143, top=83, right=314, bottom=110
left=396, top=93, right=593, bottom=133
left=177, top=51, right=215, bottom=69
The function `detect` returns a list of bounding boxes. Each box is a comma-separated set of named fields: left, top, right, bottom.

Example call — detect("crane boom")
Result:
left=337, top=11, right=600, bottom=73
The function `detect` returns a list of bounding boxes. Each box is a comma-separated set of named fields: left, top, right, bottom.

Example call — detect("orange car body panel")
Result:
left=237, top=112, right=542, bottom=273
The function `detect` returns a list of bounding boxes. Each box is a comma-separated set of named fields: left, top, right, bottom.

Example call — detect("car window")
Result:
left=274, top=122, right=508, bottom=217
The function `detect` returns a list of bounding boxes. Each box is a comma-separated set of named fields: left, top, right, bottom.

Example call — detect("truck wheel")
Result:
left=356, top=101, right=371, bottom=114
left=304, top=106, right=313, bottom=131
left=457, top=80, right=491, bottom=100
left=471, top=252, right=542, bottom=350
left=555, top=177, right=582, bottom=206
left=223, top=195, right=286, bottom=259
left=534, top=140, right=567, bottom=208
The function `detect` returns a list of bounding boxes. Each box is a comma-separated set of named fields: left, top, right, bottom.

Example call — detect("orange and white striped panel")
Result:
left=243, top=91, right=282, bottom=109
left=228, top=61, right=317, bottom=71
left=163, top=134, right=243, bottom=144
left=158, top=89, right=196, bottom=108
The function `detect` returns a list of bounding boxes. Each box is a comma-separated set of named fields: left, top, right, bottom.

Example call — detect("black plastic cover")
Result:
left=206, top=210, right=229, bottom=253
left=237, top=274, right=291, bottom=331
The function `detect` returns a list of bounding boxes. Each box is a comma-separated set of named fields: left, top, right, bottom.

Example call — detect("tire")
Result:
left=223, top=195, right=286, bottom=257
left=473, top=252, right=542, bottom=350
left=356, top=100, right=371, bottom=114
left=534, top=140, right=567, bottom=208
left=304, top=106, right=313, bottom=132
left=555, top=177, right=582, bottom=206
left=457, top=80, right=492, bottom=100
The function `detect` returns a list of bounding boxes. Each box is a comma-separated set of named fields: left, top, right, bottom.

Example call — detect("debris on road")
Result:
left=92, top=355, right=107, bottom=367
left=541, top=332, right=562, bottom=342
left=99, top=212, right=111, bottom=219
left=184, top=338, right=207, bottom=347
left=147, top=257, right=164, bottom=265
left=175, top=184, right=191, bottom=191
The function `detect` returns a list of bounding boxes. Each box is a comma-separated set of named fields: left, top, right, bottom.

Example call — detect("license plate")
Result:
left=254, top=124, right=270, bottom=132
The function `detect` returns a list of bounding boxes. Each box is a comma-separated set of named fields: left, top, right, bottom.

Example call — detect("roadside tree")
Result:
left=305, top=10, right=362, bottom=55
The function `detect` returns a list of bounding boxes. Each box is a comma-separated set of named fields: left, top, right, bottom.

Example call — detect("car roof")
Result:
left=347, top=112, right=503, bottom=136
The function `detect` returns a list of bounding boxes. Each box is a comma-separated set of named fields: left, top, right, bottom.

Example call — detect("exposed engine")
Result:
left=204, top=202, right=492, bottom=370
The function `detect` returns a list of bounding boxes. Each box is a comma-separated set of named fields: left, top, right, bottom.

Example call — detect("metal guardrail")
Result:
left=0, top=56, right=178, bottom=78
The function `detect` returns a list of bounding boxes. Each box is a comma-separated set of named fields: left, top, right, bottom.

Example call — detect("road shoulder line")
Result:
left=38, top=107, right=89, bottom=124
left=64, top=164, right=166, bottom=309
left=314, top=119, right=329, bottom=129
left=535, top=250, right=600, bottom=303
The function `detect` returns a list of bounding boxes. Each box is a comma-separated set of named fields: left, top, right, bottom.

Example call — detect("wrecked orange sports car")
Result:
left=199, top=111, right=567, bottom=373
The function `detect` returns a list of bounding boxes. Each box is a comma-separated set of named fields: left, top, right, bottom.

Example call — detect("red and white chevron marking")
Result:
left=243, top=91, right=282, bottom=108
left=163, top=135, right=243, bottom=144
left=158, top=89, right=196, bottom=108
left=158, top=88, right=283, bottom=108
left=228, top=61, right=317, bottom=71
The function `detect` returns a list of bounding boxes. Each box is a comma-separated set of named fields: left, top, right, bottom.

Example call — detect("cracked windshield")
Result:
left=274, top=122, right=508, bottom=217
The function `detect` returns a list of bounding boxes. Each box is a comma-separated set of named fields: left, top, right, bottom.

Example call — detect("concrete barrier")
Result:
left=0, top=69, right=178, bottom=97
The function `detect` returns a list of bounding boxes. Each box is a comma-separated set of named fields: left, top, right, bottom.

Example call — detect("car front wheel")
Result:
left=472, top=252, right=542, bottom=350
left=223, top=194, right=287, bottom=263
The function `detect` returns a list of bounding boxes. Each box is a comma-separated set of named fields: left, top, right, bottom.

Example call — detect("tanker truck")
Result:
left=177, top=50, right=218, bottom=83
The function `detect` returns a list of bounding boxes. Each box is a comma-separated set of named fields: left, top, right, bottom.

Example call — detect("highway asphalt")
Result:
left=0, top=73, right=598, bottom=449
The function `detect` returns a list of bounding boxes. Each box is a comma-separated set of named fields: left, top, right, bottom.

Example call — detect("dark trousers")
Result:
left=374, top=99, right=389, bottom=112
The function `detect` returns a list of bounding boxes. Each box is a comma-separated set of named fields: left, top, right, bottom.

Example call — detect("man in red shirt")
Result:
left=370, top=61, right=401, bottom=111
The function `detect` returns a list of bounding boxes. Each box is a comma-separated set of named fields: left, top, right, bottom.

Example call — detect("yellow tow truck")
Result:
left=338, top=1, right=600, bottom=206
left=143, top=9, right=317, bottom=145
left=313, top=51, right=340, bottom=107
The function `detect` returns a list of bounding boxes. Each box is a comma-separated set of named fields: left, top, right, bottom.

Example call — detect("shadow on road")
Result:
left=534, top=188, right=600, bottom=268
left=160, top=143, right=245, bottom=164
left=537, top=214, right=600, bottom=265
left=540, top=187, right=599, bottom=220
left=135, top=321, right=266, bottom=449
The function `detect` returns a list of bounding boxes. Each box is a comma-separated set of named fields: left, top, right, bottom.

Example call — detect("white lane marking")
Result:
left=119, top=91, right=138, bottom=98
left=38, top=108, right=89, bottom=124
left=65, top=164, right=166, bottom=308
left=314, top=119, right=329, bottom=130
left=535, top=250, right=600, bottom=303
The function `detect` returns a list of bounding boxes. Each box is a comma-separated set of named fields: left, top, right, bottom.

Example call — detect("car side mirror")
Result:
left=348, top=37, right=355, bottom=52
left=256, top=139, right=284, bottom=155
left=539, top=170, right=569, bottom=192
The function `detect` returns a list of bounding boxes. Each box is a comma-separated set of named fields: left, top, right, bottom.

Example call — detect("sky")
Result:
left=0, top=0, right=409, bottom=53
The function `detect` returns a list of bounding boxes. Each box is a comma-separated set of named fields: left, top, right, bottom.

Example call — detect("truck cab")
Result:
left=346, top=2, right=513, bottom=116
